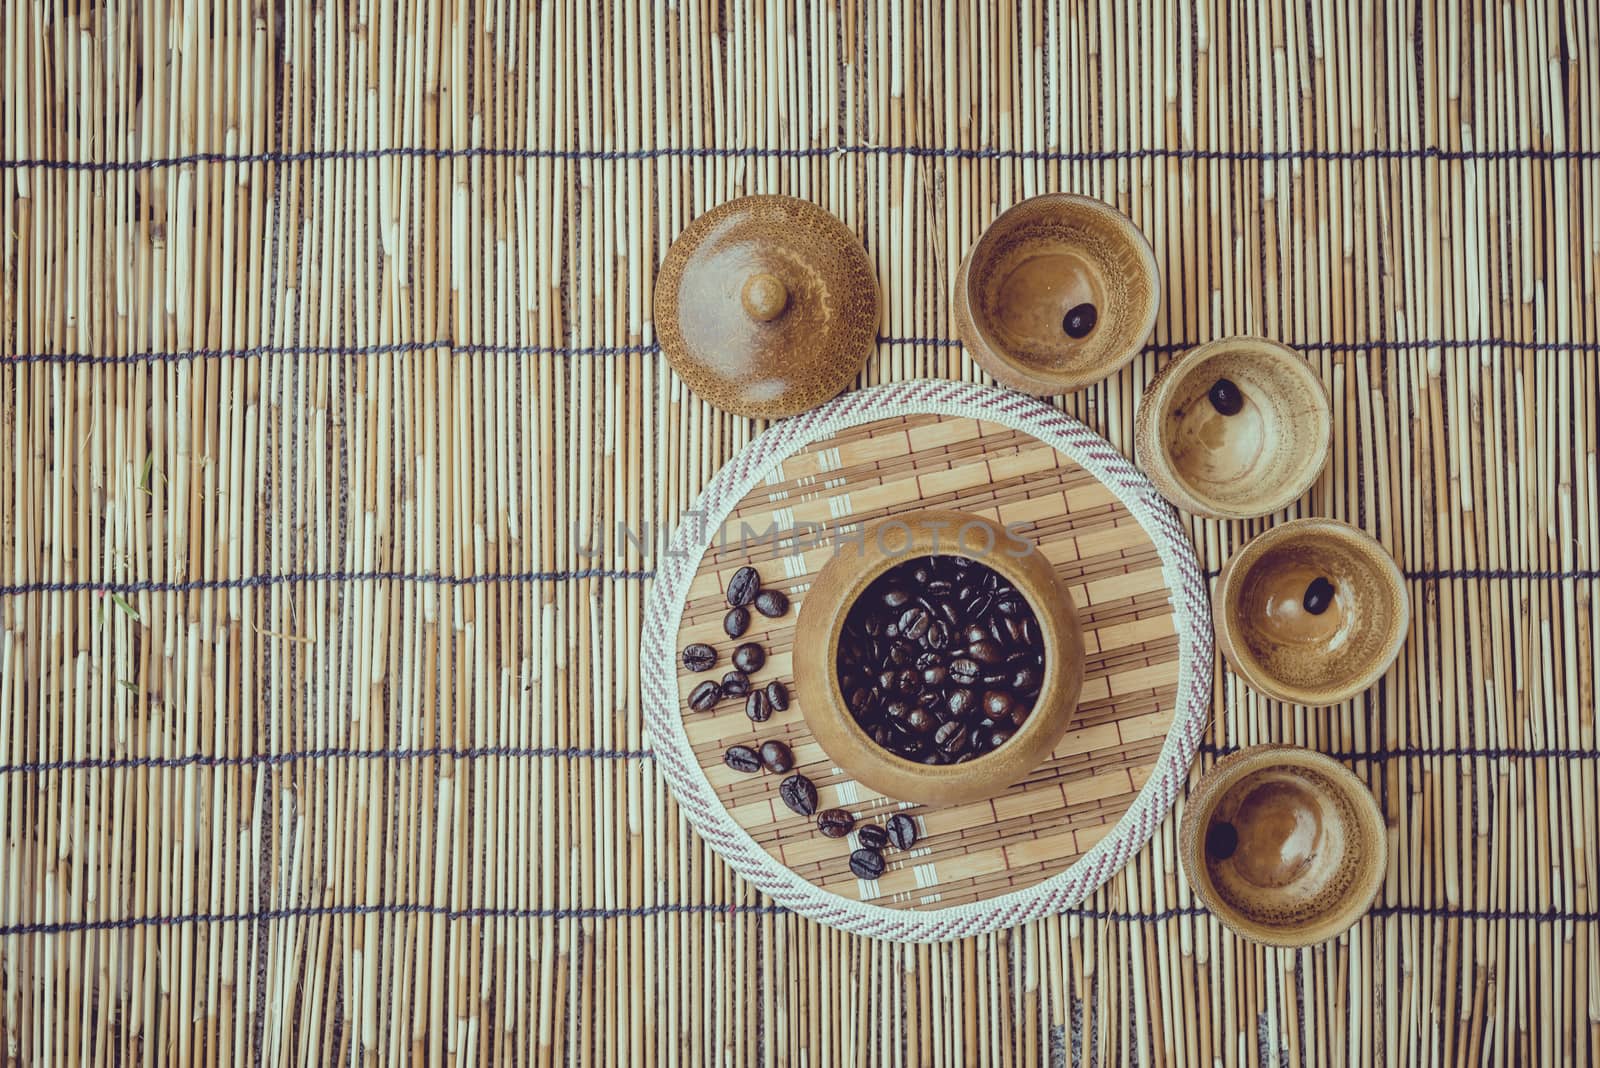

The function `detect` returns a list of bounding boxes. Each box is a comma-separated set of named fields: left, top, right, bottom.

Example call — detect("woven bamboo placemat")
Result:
left=1, top=2, right=1596, bottom=1064
left=645, top=383, right=1210, bottom=939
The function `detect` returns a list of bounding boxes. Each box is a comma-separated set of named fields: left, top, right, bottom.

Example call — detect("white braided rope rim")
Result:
left=642, top=380, right=1213, bottom=942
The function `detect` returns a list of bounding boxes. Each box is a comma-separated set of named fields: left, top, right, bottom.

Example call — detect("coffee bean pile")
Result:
left=807, top=809, right=921, bottom=880
left=682, top=562, right=931, bottom=882
left=836, top=554, right=1046, bottom=763
left=681, top=566, right=789, bottom=721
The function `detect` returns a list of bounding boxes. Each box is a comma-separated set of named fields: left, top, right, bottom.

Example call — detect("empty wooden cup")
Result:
left=1179, top=746, right=1388, bottom=947
left=654, top=195, right=880, bottom=419
left=793, top=510, right=1085, bottom=807
left=1214, top=519, right=1409, bottom=706
left=1135, top=337, right=1332, bottom=519
left=953, top=194, right=1160, bottom=395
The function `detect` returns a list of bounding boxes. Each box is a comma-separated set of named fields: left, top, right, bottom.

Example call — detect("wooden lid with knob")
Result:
left=654, top=195, right=880, bottom=419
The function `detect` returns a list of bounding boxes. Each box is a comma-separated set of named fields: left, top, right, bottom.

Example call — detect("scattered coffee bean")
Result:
left=886, top=814, right=918, bottom=850
left=682, top=643, right=717, bottom=672
left=1208, top=377, right=1244, bottom=416
left=857, top=824, right=888, bottom=850
left=1062, top=302, right=1098, bottom=339
left=779, top=774, right=817, bottom=816
left=1206, top=820, right=1239, bottom=859
left=849, top=847, right=886, bottom=880
left=836, top=555, right=1044, bottom=762
left=765, top=680, right=789, bottom=711
left=817, top=808, right=855, bottom=838
left=724, top=745, right=761, bottom=773
left=733, top=642, right=766, bottom=674
left=745, top=690, right=771, bottom=722
left=723, top=606, right=750, bottom=639
left=721, top=670, right=750, bottom=698
left=754, top=589, right=790, bottom=618
left=688, top=681, right=722, bottom=712
left=1303, top=576, right=1336, bottom=615
left=726, top=566, right=762, bottom=607
left=759, top=740, right=794, bottom=774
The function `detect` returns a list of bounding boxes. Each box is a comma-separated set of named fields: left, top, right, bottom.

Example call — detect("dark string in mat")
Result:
left=7, top=335, right=1600, bottom=366
left=1, top=901, right=1593, bottom=939
left=3, top=742, right=1594, bottom=778
left=5, top=142, right=1600, bottom=173
left=5, top=566, right=1598, bottom=598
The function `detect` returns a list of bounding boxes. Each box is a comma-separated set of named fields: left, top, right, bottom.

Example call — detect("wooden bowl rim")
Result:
left=1212, top=518, right=1410, bottom=705
left=1135, top=336, right=1332, bottom=520
left=795, top=509, right=1084, bottom=804
left=1178, top=744, right=1389, bottom=947
left=955, top=192, right=1161, bottom=394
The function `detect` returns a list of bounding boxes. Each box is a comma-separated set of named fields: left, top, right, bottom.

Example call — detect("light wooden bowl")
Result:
left=953, top=194, right=1160, bottom=395
left=1135, top=337, right=1331, bottom=519
left=793, top=510, right=1085, bottom=807
left=1179, top=746, right=1388, bottom=947
left=1214, top=519, right=1409, bottom=706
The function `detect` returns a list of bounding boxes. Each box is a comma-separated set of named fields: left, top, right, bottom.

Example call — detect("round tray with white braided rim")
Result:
left=642, top=380, right=1212, bottom=942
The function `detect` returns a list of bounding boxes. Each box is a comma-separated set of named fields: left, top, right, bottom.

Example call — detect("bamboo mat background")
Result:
left=1, top=1, right=1597, bottom=1064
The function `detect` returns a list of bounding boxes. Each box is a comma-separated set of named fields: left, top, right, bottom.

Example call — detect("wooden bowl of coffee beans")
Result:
left=953, top=193, right=1160, bottom=395
left=1213, top=518, right=1409, bottom=706
left=794, top=510, right=1085, bottom=807
left=1134, top=337, right=1331, bottom=520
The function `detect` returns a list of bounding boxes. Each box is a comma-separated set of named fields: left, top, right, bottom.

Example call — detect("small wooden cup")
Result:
left=1134, top=337, right=1332, bottom=519
left=1179, top=746, right=1388, bottom=947
left=1214, top=519, right=1409, bottom=706
left=953, top=194, right=1160, bottom=395
left=794, top=510, right=1086, bottom=807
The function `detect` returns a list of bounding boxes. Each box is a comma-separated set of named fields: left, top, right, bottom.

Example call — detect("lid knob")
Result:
left=741, top=272, right=789, bottom=323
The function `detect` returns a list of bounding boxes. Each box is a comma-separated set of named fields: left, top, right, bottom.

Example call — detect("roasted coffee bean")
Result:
left=682, top=643, right=717, bottom=672
left=886, top=642, right=914, bottom=667
left=988, top=729, right=1013, bottom=749
left=745, top=690, right=771, bottom=722
left=880, top=587, right=913, bottom=609
left=857, top=824, right=889, bottom=850
left=898, top=605, right=933, bottom=641
left=934, top=720, right=968, bottom=754
left=922, top=664, right=948, bottom=686
left=945, top=687, right=978, bottom=718
left=726, top=566, right=762, bottom=607
left=1062, top=302, right=1098, bottom=338
left=817, top=808, right=855, bottom=838
left=948, top=658, right=981, bottom=686
left=754, top=589, right=790, bottom=618
left=905, top=707, right=937, bottom=735
left=983, top=689, right=1015, bottom=719
left=723, top=745, right=761, bottom=773
left=1206, top=820, right=1239, bottom=859
left=886, top=814, right=919, bottom=850
left=896, top=669, right=920, bottom=695
left=925, top=622, right=950, bottom=649
left=689, top=681, right=722, bottom=712
left=1303, top=576, right=1336, bottom=615
left=1208, top=378, right=1244, bottom=416
left=968, top=639, right=1004, bottom=665
left=1010, top=664, right=1042, bottom=693
left=765, top=680, right=789, bottom=711
left=721, top=670, right=750, bottom=698
left=733, top=642, right=766, bottom=674
left=759, top=740, right=794, bottom=773
left=779, top=774, right=818, bottom=816
left=849, top=847, right=886, bottom=879
left=723, top=607, right=750, bottom=638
